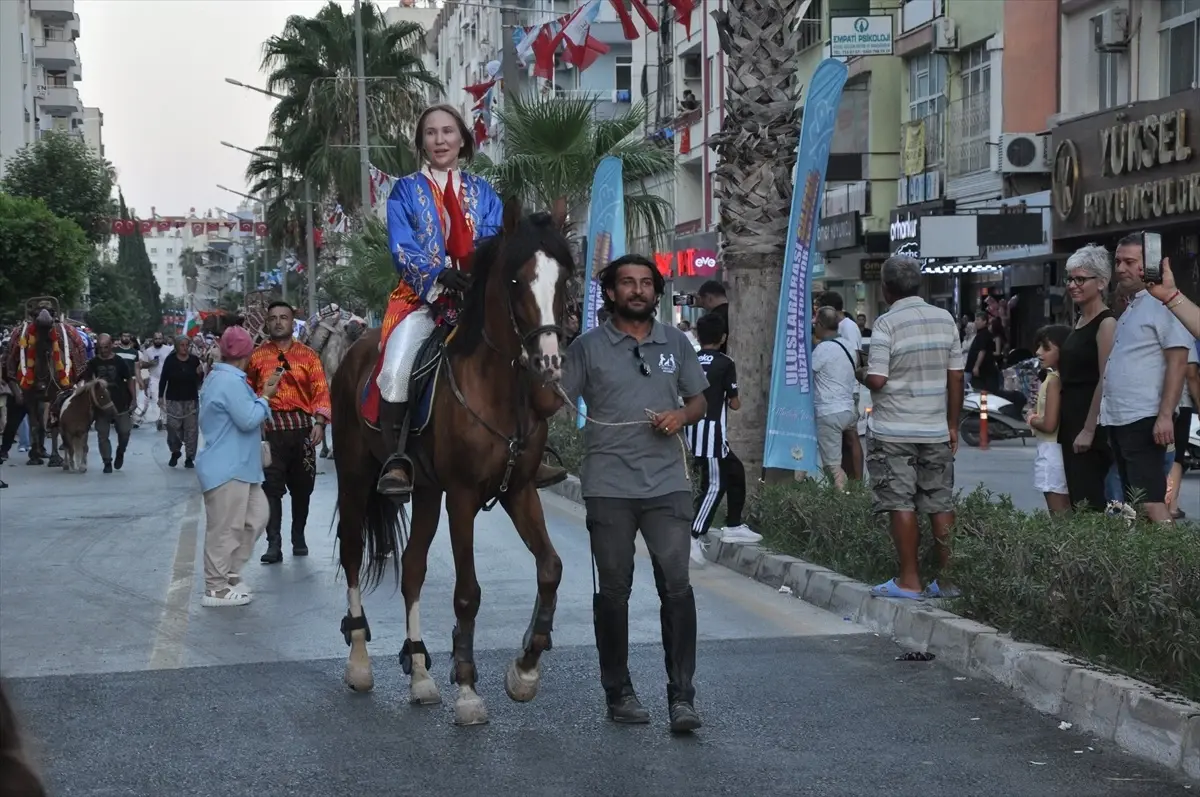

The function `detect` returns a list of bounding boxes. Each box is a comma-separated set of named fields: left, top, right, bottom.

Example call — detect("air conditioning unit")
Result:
left=933, top=17, right=958, bottom=52
left=1095, top=7, right=1129, bottom=52
left=997, top=133, right=1050, bottom=174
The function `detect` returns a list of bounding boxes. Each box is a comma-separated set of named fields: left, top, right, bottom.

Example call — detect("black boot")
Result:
left=261, top=493, right=284, bottom=564
left=593, top=593, right=650, bottom=724
left=661, top=588, right=701, bottom=732
left=376, top=400, right=413, bottom=497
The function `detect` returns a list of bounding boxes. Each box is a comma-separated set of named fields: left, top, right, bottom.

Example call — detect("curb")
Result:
left=543, top=475, right=1200, bottom=781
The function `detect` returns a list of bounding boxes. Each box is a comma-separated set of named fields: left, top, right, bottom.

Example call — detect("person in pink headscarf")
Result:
left=193, top=327, right=281, bottom=607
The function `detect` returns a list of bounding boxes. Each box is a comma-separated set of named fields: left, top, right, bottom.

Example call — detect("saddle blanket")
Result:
left=362, top=326, right=449, bottom=432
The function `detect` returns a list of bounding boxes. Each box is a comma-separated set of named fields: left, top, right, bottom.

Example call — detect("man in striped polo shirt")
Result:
left=862, top=255, right=965, bottom=600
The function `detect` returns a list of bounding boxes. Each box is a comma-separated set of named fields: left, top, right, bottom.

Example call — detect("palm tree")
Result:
left=259, top=0, right=439, bottom=214
left=317, top=217, right=396, bottom=317
left=709, top=1, right=806, bottom=477
left=474, top=95, right=676, bottom=251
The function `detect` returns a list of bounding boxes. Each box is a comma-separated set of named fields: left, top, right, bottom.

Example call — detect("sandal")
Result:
left=201, top=587, right=252, bottom=607
left=228, top=573, right=252, bottom=596
left=869, top=578, right=925, bottom=600
left=923, top=579, right=962, bottom=599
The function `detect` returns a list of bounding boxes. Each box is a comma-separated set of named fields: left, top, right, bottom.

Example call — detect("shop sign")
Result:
left=889, top=216, right=918, bottom=242
left=817, top=211, right=862, bottom=252
left=830, top=16, right=894, bottom=58
left=984, top=191, right=1052, bottom=261
left=1051, top=93, right=1200, bottom=238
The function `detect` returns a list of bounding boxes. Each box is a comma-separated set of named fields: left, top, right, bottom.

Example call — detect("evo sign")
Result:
left=830, top=16, right=894, bottom=58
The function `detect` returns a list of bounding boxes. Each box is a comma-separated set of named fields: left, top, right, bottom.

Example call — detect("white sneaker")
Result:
left=201, top=587, right=252, bottom=607
left=689, top=536, right=708, bottom=568
left=721, top=524, right=762, bottom=544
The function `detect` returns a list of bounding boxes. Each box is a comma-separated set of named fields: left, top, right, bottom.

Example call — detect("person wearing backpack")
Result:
left=812, top=307, right=860, bottom=490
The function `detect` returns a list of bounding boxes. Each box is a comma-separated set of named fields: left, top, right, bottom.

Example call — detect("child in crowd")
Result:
left=1027, top=325, right=1072, bottom=514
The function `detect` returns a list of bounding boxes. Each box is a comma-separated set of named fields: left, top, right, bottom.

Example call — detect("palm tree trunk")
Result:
left=712, top=0, right=805, bottom=481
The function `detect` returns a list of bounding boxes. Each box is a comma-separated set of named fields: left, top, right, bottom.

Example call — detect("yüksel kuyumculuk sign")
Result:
left=830, top=16, right=894, bottom=57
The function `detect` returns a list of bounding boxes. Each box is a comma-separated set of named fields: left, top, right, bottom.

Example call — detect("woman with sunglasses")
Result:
left=1058, top=243, right=1117, bottom=511
left=375, top=103, right=567, bottom=497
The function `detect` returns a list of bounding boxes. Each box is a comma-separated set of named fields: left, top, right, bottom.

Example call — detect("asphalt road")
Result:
left=0, top=428, right=1191, bottom=796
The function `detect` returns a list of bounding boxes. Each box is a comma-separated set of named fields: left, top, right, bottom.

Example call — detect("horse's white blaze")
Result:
left=530, top=250, right=561, bottom=378
left=406, top=600, right=422, bottom=641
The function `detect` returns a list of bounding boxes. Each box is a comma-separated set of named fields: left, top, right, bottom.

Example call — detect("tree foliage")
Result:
left=112, top=192, right=163, bottom=335
left=0, top=193, right=91, bottom=317
left=85, top=256, right=147, bottom=336
left=318, top=219, right=394, bottom=316
left=474, top=95, right=676, bottom=250
left=1, top=130, right=116, bottom=246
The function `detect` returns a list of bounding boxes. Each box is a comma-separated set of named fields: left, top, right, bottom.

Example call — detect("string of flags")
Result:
left=105, top=216, right=269, bottom=237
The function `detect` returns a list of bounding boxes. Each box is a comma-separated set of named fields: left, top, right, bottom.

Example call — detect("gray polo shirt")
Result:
left=1100, top=290, right=1193, bottom=428
left=561, top=319, right=709, bottom=499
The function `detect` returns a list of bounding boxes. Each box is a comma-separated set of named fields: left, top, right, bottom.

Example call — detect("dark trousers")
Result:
left=263, top=427, right=316, bottom=547
left=95, top=411, right=132, bottom=464
left=692, top=451, right=746, bottom=536
left=1, top=402, right=26, bottom=455
left=585, top=493, right=697, bottom=705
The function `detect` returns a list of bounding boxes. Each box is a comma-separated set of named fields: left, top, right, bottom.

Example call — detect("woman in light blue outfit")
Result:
left=194, top=327, right=280, bottom=607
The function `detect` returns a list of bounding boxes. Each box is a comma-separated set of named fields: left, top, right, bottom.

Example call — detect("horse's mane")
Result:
left=447, top=212, right=574, bottom=357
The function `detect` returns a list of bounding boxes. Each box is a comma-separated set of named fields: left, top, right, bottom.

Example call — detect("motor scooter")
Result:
left=1182, top=413, right=1200, bottom=472
left=960, top=388, right=1033, bottom=447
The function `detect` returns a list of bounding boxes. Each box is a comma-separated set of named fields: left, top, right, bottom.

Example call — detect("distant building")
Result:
left=0, top=0, right=99, bottom=176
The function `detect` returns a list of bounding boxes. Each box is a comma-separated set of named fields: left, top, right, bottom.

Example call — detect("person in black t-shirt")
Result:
left=966, top=312, right=1000, bottom=393
left=697, top=280, right=729, bottom=353
left=683, top=314, right=758, bottom=568
left=80, top=334, right=137, bottom=473
left=158, top=335, right=204, bottom=467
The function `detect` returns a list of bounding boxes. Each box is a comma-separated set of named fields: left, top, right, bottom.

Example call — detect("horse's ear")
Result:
left=550, top=196, right=568, bottom=230
left=502, top=196, right=523, bottom=235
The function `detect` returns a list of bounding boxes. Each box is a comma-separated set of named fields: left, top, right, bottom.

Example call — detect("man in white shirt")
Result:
left=817, top=291, right=864, bottom=479
left=141, top=332, right=172, bottom=430
left=812, top=307, right=859, bottom=489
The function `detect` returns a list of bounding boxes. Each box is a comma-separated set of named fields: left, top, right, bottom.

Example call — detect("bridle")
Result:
left=87, top=379, right=115, bottom=413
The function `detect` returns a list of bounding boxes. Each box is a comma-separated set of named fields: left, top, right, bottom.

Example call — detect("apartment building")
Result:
left=0, top=0, right=96, bottom=177
left=134, top=208, right=262, bottom=309
left=1051, top=0, right=1200, bottom=299
left=81, top=104, right=102, bottom=157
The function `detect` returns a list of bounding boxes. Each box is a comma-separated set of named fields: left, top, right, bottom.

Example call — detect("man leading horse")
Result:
left=371, top=103, right=567, bottom=498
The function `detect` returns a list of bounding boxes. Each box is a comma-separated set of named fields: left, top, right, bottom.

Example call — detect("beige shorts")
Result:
left=817, top=410, right=858, bottom=469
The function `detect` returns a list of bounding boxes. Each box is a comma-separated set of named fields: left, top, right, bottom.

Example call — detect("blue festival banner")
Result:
left=578, top=156, right=625, bottom=428
left=762, top=58, right=850, bottom=471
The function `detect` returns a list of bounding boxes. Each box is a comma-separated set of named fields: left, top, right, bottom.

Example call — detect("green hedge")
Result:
left=548, top=413, right=1200, bottom=702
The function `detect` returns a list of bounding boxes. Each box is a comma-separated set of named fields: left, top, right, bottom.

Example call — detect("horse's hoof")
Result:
left=504, top=659, right=540, bottom=703
left=409, top=675, right=441, bottom=705
left=343, top=662, right=374, bottom=692
left=454, top=693, right=489, bottom=726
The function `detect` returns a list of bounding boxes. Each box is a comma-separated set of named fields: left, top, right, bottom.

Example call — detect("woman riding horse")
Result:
left=374, top=103, right=567, bottom=497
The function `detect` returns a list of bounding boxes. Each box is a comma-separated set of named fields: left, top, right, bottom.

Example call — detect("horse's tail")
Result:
left=335, top=491, right=407, bottom=593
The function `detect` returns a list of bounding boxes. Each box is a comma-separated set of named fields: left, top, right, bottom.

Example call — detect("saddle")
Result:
left=362, top=325, right=450, bottom=434
left=47, top=387, right=71, bottom=429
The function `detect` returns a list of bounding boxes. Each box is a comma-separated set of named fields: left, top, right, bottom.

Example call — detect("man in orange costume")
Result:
left=246, top=302, right=331, bottom=565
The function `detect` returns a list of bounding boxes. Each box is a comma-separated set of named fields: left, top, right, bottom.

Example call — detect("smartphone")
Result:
left=1142, top=231, right=1163, bottom=284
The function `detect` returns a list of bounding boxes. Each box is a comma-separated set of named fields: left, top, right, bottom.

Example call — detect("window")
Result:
left=166, top=247, right=173, bottom=254
left=798, top=0, right=823, bottom=52
left=901, top=0, right=944, bottom=33
left=46, top=70, right=67, bottom=87
left=43, top=26, right=67, bottom=42
left=615, top=55, right=632, bottom=94
left=706, top=56, right=716, bottom=108
left=907, top=53, right=947, bottom=167
left=950, top=44, right=990, bottom=175
left=150, top=247, right=157, bottom=254
left=1161, top=1, right=1200, bottom=96
left=1092, top=15, right=1124, bottom=109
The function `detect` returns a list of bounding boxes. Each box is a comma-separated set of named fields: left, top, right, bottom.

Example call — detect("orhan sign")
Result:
left=1051, top=90, right=1200, bottom=239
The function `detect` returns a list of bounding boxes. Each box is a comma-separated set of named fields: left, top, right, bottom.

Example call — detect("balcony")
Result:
left=946, top=92, right=991, bottom=177
left=30, top=0, right=75, bottom=20
left=38, top=85, right=81, bottom=116
left=35, top=38, right=80, bottom=70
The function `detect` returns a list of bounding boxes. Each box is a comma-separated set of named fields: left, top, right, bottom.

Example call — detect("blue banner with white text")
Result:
left=579, top=156, right=625, bottom=428
left=763, top=58, right=850, bottom=471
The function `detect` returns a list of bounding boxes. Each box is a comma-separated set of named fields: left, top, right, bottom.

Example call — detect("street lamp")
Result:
left=223, top=81, right=320, bottom=321
left=220, top=140, right=282, bottom=304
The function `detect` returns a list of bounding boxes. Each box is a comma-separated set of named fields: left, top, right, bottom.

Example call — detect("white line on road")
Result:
left=148, top=493, right=201, bottom=669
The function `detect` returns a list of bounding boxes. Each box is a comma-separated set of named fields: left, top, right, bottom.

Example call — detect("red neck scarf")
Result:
left=440, top=171, right=474, bottom=267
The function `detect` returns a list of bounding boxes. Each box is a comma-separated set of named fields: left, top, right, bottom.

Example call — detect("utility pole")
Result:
left=353, top=0, right=372, bottom=213
left=304, top=178, right=318, bottom=321
left=500, top=4, right=522, bottom=155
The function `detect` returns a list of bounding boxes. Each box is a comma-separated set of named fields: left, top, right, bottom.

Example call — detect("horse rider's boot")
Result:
left=593, top=593, right=650, bottom=724
left=661, top=588, right=702, bottom=733
left=376, top=399, right=413, bottom=498
left=534, top=463, right=569, bottom=488
left=261, top=494, right=284, bottom=564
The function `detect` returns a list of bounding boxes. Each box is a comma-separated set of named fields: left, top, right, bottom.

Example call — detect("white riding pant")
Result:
left=139, top=375, right=161, bottom=423
left=377, top=305, right=438, bottom=404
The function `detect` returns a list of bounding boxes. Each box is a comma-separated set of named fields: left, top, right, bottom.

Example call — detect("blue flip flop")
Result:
left=924, top=579, right=962, bottom=599
left=870, top=578, right=925, bottom=600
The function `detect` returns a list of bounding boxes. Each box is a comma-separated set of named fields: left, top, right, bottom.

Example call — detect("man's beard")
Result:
left=270, top=327, right=293, bottom=341
left=614, top=298, right=655, bottom=321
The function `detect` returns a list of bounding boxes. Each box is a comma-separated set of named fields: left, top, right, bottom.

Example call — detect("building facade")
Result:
left=0, top=0, right=96, bottom=176
left=1052, top=0, right=1200, bottom=301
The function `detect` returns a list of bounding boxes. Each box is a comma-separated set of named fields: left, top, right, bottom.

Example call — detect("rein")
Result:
left=88, top=380, right=115, bottom=414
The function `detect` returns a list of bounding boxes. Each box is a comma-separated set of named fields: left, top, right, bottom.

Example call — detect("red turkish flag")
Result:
left=255, top=222, right=268, bottom=236
left=473, top=117, right=488, bottom=147
left=206, top=222, right=219, bottom=233
left=191, top=222, right=204, bottom=236
left=239, top=220, right=252, bottom=233
left=679, top=126, right=691, bottom=155
left=529, top=25, right=557, bottom=81
left=666, top=0, right=694, bottom=36
left=561, top=34, right=609, bottom=71
left=464, top=79, right=495, bottom=101
left=140, top=220, right=152, bottom=234
left=157, top=220, right=169, bottom=232
left=654, top=252, right=673, bottom=277
left=111, top=219, right=122, bottom=235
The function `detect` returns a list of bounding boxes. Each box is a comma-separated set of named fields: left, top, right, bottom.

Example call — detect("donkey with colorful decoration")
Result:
left=4, top=297, right=88, bottom=466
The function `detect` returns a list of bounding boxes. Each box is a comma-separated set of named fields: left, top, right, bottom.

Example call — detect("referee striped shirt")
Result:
left=685, top=349, right=738, bottom=458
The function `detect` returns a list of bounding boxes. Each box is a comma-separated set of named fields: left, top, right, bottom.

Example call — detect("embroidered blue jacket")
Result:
left=386, top=170, right=504, bottom=303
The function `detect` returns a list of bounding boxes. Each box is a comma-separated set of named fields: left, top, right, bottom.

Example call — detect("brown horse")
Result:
left=330, top=199, right=573, bottom=725
left=57, top=378, right=116, bottom=473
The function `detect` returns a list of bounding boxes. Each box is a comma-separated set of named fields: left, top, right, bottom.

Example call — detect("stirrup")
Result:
left=377, top=454, right=413, bottom=495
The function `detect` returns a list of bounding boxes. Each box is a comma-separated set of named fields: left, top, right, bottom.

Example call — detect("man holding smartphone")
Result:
left=1100, top=233, right=1193, bottom=523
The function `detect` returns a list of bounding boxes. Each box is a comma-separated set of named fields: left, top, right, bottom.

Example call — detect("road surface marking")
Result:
left=149, top=493, right=201, bottom=669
